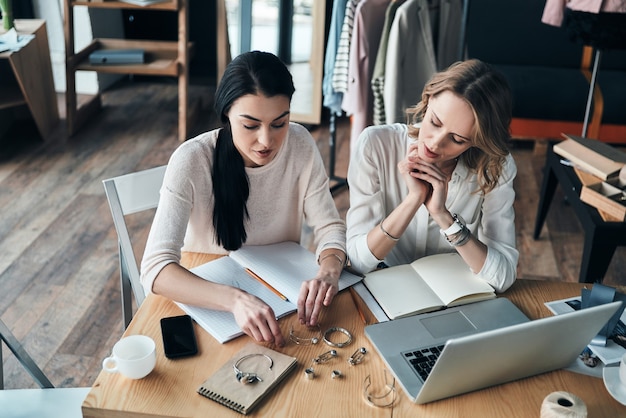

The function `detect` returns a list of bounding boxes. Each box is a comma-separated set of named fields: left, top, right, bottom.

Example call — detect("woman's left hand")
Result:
left=406, top=144, right=449, bottom=216
left=297, top=272, right=339, bottom=327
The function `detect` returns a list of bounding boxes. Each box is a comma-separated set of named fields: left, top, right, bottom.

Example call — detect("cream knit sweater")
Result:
left=140, top=122, right=346, bottom=293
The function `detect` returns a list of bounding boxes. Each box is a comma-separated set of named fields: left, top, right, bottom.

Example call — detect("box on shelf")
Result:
left=579, top=177, right=626, bottom=222
left=559, top=134, right=626, bottom=222
left=88, top=49, right=145, bottom=65
left=554, top=134, right=626, bottom=181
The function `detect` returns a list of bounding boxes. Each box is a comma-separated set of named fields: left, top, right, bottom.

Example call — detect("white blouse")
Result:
left=346, top=124, right=518, bottom=292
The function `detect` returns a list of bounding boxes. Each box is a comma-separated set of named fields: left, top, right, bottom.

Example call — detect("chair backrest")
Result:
left=102, top=165, right=167, bottom=328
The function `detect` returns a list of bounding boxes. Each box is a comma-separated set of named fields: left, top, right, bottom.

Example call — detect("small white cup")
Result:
left=619, top=352, right=626, bottom=387
left=102, top=335, right=156, bottom=379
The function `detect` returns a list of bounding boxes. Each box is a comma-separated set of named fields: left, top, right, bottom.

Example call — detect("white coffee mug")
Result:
left=619, top=352, right=626, bottom=386
left=102, top=335, right=156, bottom=379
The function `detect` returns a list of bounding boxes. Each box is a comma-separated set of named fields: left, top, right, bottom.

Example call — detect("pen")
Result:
left=245, top=268, right=288, bottom=301
left=350, top=287, right=368, bottom=325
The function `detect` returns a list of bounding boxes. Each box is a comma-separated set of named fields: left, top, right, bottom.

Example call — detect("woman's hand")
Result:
left=404, top=143, right=449, bottom=216
left=398, top=145, right=430, bottom=203
left=297, top=252, right=343, bottom=326
left=231, top=289, right=286, bottom=347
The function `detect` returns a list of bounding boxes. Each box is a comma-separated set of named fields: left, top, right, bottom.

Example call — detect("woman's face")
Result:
left=227, top=93, right=291, bottom=167
left=416, top=90, right=475, bottom=166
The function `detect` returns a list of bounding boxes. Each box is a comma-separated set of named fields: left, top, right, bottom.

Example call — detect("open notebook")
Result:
left=363, top=253, right=495, bottom=320
left=177, top=242, right=362, bottom=343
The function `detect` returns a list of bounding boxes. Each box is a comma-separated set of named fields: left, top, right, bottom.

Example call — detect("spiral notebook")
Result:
left=197, top=343, right=297, bottom=415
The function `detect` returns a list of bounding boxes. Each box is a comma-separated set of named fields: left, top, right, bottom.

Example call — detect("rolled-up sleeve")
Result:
left=475, top=154, right=519, bottom=292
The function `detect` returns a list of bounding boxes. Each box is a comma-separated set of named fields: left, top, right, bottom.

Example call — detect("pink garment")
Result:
left=542, top=0, right=626, bottom=27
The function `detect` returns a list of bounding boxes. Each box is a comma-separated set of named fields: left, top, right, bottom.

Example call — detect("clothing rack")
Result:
left=325, top=0, right=470, bottom=195
left=328, top=112, right=348, bottom=194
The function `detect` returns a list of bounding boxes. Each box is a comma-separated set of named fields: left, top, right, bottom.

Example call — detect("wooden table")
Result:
left=82, top=253, right=625, bottom=417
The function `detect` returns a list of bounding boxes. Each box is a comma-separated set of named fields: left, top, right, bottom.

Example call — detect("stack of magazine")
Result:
left=545, top=296, right=626, bottom=365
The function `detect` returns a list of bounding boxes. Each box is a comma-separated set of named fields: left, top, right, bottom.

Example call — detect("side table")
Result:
left=0, top=19, right=59, bottom=141
left=533, top=143, right=626, bottom=283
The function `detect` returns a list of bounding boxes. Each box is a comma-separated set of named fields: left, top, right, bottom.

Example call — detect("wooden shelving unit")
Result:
left=63, top=0, right=191, bottom=141
left=1, top=19, right=59, bottom=141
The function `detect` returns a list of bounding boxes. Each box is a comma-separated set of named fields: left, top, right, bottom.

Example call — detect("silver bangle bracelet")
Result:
left=323, top=327, right=353, bottom=348
left=289, top=325, right=322, bottom=345
left=233, top=353, right=273, bottom=384
left=319, top=253, right=345, bottom=267
left=379, top=219, right=400, bottom=242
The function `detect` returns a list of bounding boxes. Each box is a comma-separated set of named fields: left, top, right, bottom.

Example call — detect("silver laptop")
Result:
left=365, top=297, right=621, bottom=404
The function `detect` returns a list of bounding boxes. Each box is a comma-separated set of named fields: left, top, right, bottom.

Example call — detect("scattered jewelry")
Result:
left=289, top=324, right=322, bottom=345
left=233, top=353, right=273, bottom=384
left=348, top=347, right=367, bottom=365
left=313, top=349, right=338, bottom=364
left=304, top=367, right=315, bottom=380
left=323, top=326, right=353, bottom=348
left=363, top=371, right=397, bottom=408
left=331, top=370, right=342, bottom=379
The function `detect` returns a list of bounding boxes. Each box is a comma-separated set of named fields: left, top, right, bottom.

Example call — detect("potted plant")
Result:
left=0, top=0, right=14, bottom=31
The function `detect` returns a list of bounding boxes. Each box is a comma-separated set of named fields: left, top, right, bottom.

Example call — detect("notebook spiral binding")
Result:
left=198, top=388, right=246, bottom=414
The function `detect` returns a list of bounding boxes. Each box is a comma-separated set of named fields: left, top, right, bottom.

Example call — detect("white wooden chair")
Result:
left=0, top=318, right=90, bottom=417
left=102, top=165, right=167, bottom=328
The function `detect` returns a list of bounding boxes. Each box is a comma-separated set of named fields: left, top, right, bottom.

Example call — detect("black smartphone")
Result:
left=160, top=314, right=198, bottom=359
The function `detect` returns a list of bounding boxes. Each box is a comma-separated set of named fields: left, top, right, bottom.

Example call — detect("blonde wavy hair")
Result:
left=406, top=59, right=512, bottom=194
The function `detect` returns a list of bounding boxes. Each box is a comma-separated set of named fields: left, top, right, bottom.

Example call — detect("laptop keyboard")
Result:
left=403, top=344, right=445, bottom=382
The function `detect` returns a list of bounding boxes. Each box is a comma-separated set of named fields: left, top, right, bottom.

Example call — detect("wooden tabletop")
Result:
left=82, top=253, right=625, bottom=417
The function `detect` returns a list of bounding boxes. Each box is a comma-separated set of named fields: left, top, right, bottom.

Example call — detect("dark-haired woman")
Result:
left=141, top=51, right=346, bottom=346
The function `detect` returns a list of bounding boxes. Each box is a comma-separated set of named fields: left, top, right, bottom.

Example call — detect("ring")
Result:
left=331, top=370, right=342, bottom=379
left=233, top=353, right=273, bottom=384
left=304, top=367, right=315, bottom=380
left=289, top=324, right=322, bottom=345
left=323, top=327, right=353, bottom=348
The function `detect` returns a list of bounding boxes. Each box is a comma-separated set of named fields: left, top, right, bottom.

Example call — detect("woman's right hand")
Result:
left=398, top=144, right=430, bottom=202
left=231, top=290, right=286, bottom=347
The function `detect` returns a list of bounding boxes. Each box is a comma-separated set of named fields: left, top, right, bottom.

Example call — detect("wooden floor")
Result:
left=1, top=79, right=624, bottom=389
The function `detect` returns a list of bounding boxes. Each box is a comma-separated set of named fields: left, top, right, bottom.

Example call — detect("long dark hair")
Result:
left=212, top=51, right=295, bottom=250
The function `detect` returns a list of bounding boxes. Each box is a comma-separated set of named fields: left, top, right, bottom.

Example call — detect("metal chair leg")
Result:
left=0, top=319, right=54, bottom=389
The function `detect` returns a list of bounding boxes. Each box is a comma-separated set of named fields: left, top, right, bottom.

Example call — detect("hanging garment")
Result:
left=371, top=0, right=407, bottom=125
left=323, top=0, right=349, bottom=115
left=332, top=0, right=361, bottom=95
left=542, top=0, right=626, bottom=27
left=341, top=0, right=391, bottom=152
left=437, top=0, right=465, bottom=68
left=384, top=0, right=437, bottom=124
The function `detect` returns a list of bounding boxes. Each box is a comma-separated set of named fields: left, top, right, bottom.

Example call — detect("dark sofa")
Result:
left=465, top=0, right=626, bottom=144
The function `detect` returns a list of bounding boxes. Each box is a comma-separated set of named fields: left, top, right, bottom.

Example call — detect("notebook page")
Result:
left=412, top=253, right=494, bottom=306
left=230, top=242, right=362, bottom=303
left=177, top=256, right=296, bottom=343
